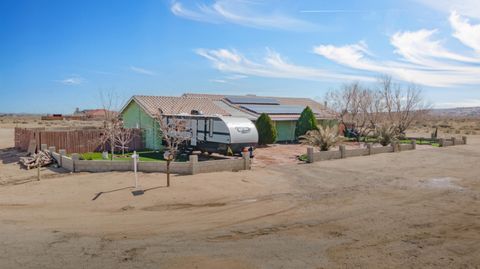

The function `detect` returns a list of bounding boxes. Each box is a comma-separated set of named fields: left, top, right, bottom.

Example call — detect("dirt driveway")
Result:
left=1, top=130, right=480, bottom=268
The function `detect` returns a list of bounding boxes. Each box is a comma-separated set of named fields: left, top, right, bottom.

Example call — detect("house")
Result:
left=119, top=94, right=336, bottom=150
left=182, top=93, right=337, bottom=141
left=73, top=108, right=115, bottom=119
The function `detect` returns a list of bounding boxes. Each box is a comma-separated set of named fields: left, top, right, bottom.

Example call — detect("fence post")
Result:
left=48, top=146, right=56, bottom=153
left=71, top=153, right=79, bottom=172
left=451, top=137, right=456, bottom=146
left=189, top=154, right=198, bottom=175
left=241, top=152, right=251, bottom=170
left=41, top=144, right=48, bottom=151
left=307, top=147, right=314, bottom=163
left=392, top=142, right=398, bottom=152
left=339, top=145, right=346, bottom=159
left=59, top=149, right=66, bottom=167
left=367, top=143, right=373, bottom=155
left=411, top=139, right=416, bottom=150
left=462, top=136, right=467, bottom=145
left=439, top=138, right=445, bottom=147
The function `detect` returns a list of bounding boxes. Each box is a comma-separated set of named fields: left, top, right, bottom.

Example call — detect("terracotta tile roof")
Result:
left=182, top=93, right=337, bottom=119
left=131, top=95, right=230, bottom=116
left=181, top=93, right=225, bottom=100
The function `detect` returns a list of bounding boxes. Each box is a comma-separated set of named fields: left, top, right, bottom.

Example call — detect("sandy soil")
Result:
left=1, top=128, right=480, bottom=268
left=0, top=116, right=103, bottom=129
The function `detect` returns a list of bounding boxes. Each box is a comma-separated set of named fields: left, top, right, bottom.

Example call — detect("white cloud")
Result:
left=391, top=29, right=479, bottom=64
left=226, top=74, right=248, bottom=80
left=171, top=0, right=315, bottom=30
left=209, top=74, right=247, bottom=84
left=449, top=11, right=480, bottom=53
left=210, top=79, right=227, bottom=83
left=300, top=9, right=372, bottom=13
left=56, top=75, right=84, bottom=85
left=130, top=66, right=155, bottom=76
left=435, top=99, right=480, bottom=108
left=416, top=0, right=480, bottom=19
left=196, top=48, right=372, bottom=82
left=312, top=12, right=480, bottom=87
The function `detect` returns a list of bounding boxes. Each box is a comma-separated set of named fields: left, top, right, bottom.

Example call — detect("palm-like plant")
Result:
left=375, top=124, right=397, bottom=146
left=299, top=125, right=343, bottom=151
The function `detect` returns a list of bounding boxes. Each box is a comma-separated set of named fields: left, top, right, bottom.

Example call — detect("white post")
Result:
left=132, top=151, right=139, bottom=188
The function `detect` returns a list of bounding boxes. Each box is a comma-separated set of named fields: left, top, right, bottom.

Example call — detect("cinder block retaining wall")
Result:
left=306, top=136, right=467, bottom=163
left=438, top=136, right=467, bottom=147
left=43, top=145, right=251, bottom=175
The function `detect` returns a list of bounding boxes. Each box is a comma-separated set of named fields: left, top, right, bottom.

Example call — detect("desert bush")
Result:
left=375, top=124, right=397, bottom=146
left=295, top=106, right=318, bottom=138
left=256, top=113, right=277, bottom=145
left=299, top=125, right=342, bottom=151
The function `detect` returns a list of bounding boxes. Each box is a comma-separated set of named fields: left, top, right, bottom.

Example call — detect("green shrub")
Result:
left=255, top=113, right=277, bottom=145
left=298, top=154, right=308, bottom=162
left=295, top=106, right=318, bottom=138
left=80, top=152, right=95, bottom=160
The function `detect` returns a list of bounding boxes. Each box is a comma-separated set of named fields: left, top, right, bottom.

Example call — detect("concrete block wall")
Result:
left=312, top=150, right=341, bottom=162
left=307, top=142, right=414, bottom=163
left=168, top=162, right=191, bottom=174
left=196, top=158, right=246, bottom=174
left=437, top=136, right=468, bottom=147
left=400, top=144, right=414, bottom=151
left=74, top=160, right=133, bottom=172
left=346, top=148, right=369, bottom=157
left=51, top=152, right=62, bottom=164
left=61, top=155, right=74, bottom=171
left=137, top=161, right=167, bottom=173
left=371, top=146, right=394, bottom=155
left=42, top=145, right=250, bottom=175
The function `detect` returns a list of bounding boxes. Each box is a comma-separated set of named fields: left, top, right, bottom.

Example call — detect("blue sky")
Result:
left=1, top=0, right=479, bottom=113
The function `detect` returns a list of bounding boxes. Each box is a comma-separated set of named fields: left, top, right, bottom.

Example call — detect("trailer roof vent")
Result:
left=191, top=109, right=203, bottom=115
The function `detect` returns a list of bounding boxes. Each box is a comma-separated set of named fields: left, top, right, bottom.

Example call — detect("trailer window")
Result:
left=209, top=118, right=213, bottom=137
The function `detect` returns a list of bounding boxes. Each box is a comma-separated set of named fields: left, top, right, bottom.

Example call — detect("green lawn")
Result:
left=398, top=139, right=440, bottom=147
left=80, top=151, right=166, bottom=162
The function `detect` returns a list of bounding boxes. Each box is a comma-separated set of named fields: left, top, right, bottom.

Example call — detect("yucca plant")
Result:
left=375, top=124, right=398, bottom=146
left=299, top=125, right=342, bottom=151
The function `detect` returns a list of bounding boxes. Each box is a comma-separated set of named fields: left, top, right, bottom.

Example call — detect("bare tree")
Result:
left=379, top=75, right=431, bottom=136
left=326, top=82, right=375, bottom=141
left=115, top=125, right=133, bottom=156
left=98, top=91, right=123, bottom=159
left=154, top=109, right=191, bottom=187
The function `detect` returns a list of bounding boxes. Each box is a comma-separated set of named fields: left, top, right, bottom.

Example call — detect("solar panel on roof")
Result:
left=225, top=96, right=279, bottom=105
left=241, top=105, right=317, bottom=115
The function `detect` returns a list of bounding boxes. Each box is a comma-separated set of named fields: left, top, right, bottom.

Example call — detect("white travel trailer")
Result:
left=164, top=114, right=258, bottom=155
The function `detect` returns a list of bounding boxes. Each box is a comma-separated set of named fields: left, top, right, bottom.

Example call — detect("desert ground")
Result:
left=1, top=122, right=480, bottom=268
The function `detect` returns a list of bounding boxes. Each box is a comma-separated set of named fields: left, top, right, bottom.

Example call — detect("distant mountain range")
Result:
left=430, top=107, right=480, bottom=118
left=2, top=106, right=480, bottom=118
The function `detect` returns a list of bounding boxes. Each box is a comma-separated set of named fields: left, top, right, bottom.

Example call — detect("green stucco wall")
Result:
left=274, top=119, right=338, bottom=142
left=275, top=121, right=296, bottom=142
left=121, top=101, right=163, bottom=150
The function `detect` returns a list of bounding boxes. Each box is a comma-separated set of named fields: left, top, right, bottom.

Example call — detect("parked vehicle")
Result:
left=165, top=114, right=258, bottom=155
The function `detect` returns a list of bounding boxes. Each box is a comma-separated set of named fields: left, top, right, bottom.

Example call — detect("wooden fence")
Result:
left=14, top=127, right=143, bottom=154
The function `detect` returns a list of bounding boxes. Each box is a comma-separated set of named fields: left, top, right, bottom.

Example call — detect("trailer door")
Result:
left=191, top=119, right=197, bottom=146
